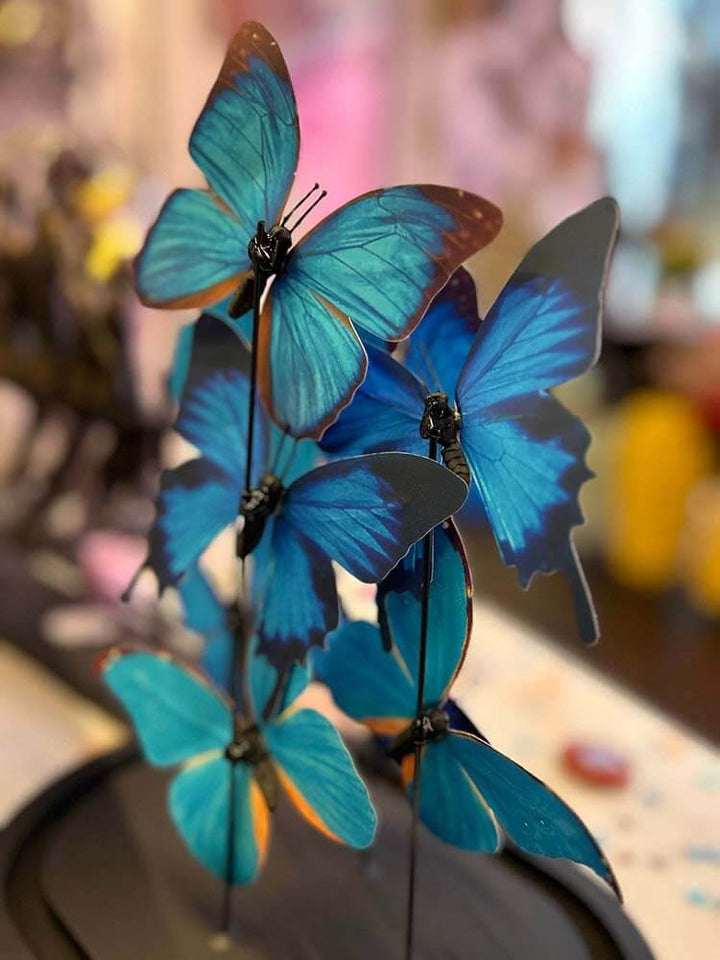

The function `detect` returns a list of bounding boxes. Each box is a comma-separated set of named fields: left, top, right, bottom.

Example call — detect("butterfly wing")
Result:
left=319, top=344, right=426, bottom=458
left=282, top=453, right=469, bottom=583
left=459, top=394, right=598, bottom=641
left=254, top=520, right=339, bottom=668
left=404, top=266, right=481, bottom=398
left=456, top=199, right=619, bottom=642
left=189, top=21, right=299, bottom=236
left=255, top=453, right=467, bottom=668
left=320, top=620, right=415, bottom=736
left=167, top=321, right=196, bottom=403
left=378, top=519, right=472, bottom=703
left=135, top=23, right=299, bottom=309
left=259, top=187, right=502, bottom=438
left=175, top=313, right=265, bottom=478
left=446, top=732, right=620, bottom=896
left=169, top=756, right=270, bottom=884
left=248, top=641, right=311, bottom=719
left=134, top=189, right=250, bottom=309
left=178, top=566, right=233, bottom=690
left=403, top=737, right=500, bottom=852
left=147, top=460, right=239, bottom=593
left=102, top=650, right=231, bottom=765
left=264, top=707, right=376, bottom=848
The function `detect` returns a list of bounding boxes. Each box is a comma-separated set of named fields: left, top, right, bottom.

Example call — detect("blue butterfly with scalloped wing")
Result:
left=102, top=645, right=376, bottom=884
left=319, top=519, right=620, bottom=898
left=137, top=314, right=468, bottom=669
left=134, top=20, right=502, bottom=439
left=321, top=199, right=620, bottom=643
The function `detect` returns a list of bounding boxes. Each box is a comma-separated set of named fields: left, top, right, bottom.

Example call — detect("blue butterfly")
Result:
left=320, top=521, right=620, bottom=898
left=321, top=200, right=620, bottom=643
left=102, top=646, right=376, bottom=884
left=141, top=314, right=468, bottom=668
left=134, top=20, right=503, bottom=439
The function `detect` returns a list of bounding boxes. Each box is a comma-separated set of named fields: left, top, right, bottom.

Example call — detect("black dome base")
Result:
left=1, top=747, right=653, bottom=959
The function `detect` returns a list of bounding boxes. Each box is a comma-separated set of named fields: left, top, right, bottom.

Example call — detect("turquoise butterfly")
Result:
left=134, top=21, right=502, bottom=438
left=102, top=647, right=376, bottom=884
left=320, top=521, right=620, bottom=897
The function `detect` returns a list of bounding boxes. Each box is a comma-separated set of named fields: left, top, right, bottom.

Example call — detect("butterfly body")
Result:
left=226, top=715, right=279, bottom=810
left=237, top=473, right=284, bottom=559
left=419, top=392, right=470, bottom=484
left=228, top=219, right=293, bottom=317
left=387, top=707, right=451, bottom=761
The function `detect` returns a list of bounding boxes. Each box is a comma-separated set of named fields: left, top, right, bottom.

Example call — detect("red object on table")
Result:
left=562, top=742, right=631, bottom=788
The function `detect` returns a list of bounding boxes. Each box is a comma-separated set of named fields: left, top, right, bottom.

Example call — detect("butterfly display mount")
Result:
left=96, top=17, right=626, bottom=958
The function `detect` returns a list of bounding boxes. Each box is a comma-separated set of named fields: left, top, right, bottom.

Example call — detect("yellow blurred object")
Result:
left=85, top=216, right=143, bottom=283
left=0, top=0, right=42, bottom=47
left=680, top=479, right=720, bottom=618
left=74, top=166, right=135, bottom=224
left=605, top=390, right=714, bottom=591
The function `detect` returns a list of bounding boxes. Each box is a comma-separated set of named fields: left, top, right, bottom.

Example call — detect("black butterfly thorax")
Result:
left=229, top=220, right=293, bottom=318
left=420, top=392, right=470, bottom=485
left=387, top=706, right=450, bottom=761
left=225, top=714, right=279, bottom=810
left=237, top=473, right=284, bottom=559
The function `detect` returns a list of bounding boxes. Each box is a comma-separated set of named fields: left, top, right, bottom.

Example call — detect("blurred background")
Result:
left=1, top=1, right=719, bottom=957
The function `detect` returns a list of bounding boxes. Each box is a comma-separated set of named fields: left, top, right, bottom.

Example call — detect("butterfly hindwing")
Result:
left=320, top=620, right=415, bottom=734
left=178, top=565, right=234, bottom=690
left=319, top=344, right=426, bottom=458
left=460, top=389, right=598, bottom=642
left=404, top=737, right=500, bottom=852
left=135, top=188, right=249, bottom=309
left=264, top=707, right=377, bottom=848
left=258, top=280, right=368, bottom=441
left=377, top=519, right=472, bottom=701
left=446, top=732, right=620, bottom=895
left=169, top=756, right=269, bottom=884
left=254, top=517, right=339, bottom=668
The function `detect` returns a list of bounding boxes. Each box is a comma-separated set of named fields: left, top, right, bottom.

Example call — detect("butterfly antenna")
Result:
left=281, top=183, right=320, bottom=227
left=418, top=341, right=442, bottom=393
left=288, top=190, right=327, bottom=233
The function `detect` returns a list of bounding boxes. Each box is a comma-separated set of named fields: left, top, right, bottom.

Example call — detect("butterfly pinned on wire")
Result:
left=131, top=314, right=468, bottom=669
left=321, top=199, right=620, bottom=643
left=101, top=646, right=376, bottom=884
left=319, top=519, right=621, bottom=898
left=133, top=20, right=503, bottom=439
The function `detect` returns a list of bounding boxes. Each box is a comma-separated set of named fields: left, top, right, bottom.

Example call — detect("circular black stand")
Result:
left=1, top=747, right=653, bottom=959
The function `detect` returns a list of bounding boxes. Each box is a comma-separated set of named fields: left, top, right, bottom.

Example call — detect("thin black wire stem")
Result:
left=404, top=437, right=438, bottom=960
left=219, top=264, right=267, bottom=939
